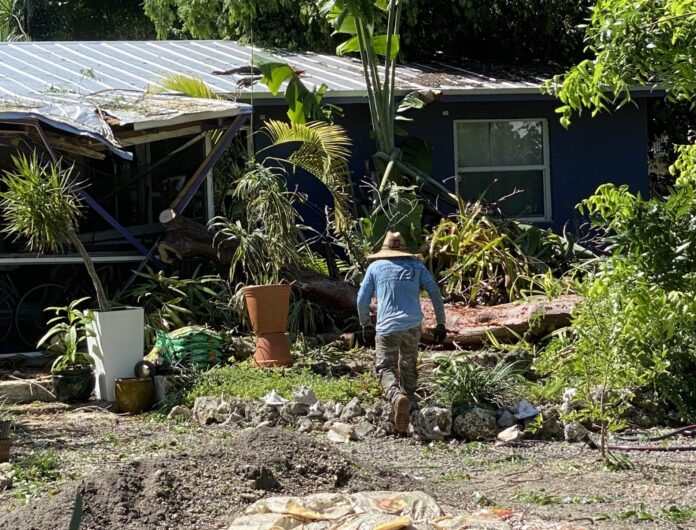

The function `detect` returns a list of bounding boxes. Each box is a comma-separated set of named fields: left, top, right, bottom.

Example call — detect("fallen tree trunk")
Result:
left=419, top=295, right=581, bottom=347
left=158, top=210, right=238, bottom=265
left=157, top=213, right=359, bottom=320
left=157, top=215, right=581, bottom=347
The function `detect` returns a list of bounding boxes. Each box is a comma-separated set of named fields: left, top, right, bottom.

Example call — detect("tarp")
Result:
left=0, top=106, right=132, bottom=160
left=227, top=491, right=590, bottom=530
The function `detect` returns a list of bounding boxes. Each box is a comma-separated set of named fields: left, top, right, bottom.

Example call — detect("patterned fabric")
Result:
left=374, top=326, right=421, bottom=403
left=145, top=326, right=223, bottom=369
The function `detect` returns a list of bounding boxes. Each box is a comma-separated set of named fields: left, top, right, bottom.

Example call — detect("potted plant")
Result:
left=0, top=152, right=144, bottom=401
left=210, top=164, right=301, bottom=367
left=0, top=399, right=13, bottom=462
left=37, top=297, right=95, bottom=403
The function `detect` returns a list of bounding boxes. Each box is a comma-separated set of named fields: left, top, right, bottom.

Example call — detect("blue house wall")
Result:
left=250, top=96, right=649, bottom=233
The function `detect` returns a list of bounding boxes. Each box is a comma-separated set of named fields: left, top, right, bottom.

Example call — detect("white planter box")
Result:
left=86, top=307, right=144, bottom=401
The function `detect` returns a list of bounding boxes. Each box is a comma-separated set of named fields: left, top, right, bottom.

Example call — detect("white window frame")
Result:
left=453, top=118, right=552, bottom=222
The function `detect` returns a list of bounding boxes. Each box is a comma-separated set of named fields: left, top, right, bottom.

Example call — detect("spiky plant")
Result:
left=0, top=152, right=111, bottom=311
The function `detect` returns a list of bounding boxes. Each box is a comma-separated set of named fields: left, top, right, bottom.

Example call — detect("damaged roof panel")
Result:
left=0, top=90, right=253, bottom=160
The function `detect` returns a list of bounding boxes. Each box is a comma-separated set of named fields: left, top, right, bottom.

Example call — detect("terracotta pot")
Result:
left=114, top=377, right=154, bottom=414
left=254, top=332, right=292, bottom=368
left=52, top=367, right=95, bottom=403
left=243, top=284, right=292, bottom=334
left=0, top=438, right=10, bottom=463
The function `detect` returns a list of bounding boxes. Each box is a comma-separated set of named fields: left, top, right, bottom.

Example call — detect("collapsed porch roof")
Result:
left=0, top=90, right=253, bottom=159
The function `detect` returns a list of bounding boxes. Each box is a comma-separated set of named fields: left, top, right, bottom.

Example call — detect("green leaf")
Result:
left=253, top=55, right=295, bottom=95
left=336, top=34, right=399, bottom=59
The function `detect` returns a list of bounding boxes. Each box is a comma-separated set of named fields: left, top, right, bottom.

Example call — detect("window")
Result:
left=454, top=119, right=550, bottom=219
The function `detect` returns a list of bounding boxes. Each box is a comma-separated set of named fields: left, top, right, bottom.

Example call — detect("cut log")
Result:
left=282, top=266, right=359, bottom=321
left=419, top=295, right=581, bottom=347
left=158, top=212, right=238, bottom=265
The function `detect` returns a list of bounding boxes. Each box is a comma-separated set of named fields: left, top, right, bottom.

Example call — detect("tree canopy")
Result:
left=19, top=0, right=154, bottom=40
left=546, top=0, right=696, bottom=127
left=143, top=0, right=591, bottom=64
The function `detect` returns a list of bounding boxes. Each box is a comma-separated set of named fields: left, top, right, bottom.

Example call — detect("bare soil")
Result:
left=1, top=402, right=696, bottom=529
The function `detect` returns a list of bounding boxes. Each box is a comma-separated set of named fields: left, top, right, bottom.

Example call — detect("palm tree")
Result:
left=0, top=152, right=111, bottom=311
left=261, top=119, right=353, bottom=231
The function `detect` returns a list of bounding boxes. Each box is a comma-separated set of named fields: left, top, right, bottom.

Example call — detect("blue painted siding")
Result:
left=249, top=97, right=649, bottom=233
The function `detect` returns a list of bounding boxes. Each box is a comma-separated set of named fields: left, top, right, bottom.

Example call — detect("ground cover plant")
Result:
left=424, top=355, right=522, bottom=411
left=186, top=361, right=381, bottom=405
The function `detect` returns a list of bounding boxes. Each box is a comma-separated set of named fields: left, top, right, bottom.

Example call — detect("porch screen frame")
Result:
left=453, top=117, right=552, bottom=222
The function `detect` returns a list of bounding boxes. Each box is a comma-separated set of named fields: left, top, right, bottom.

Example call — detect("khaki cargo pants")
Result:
left=374, top=326, right=421, bottom=404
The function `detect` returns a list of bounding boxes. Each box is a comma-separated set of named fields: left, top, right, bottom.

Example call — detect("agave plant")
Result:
left=0, top=152, right=111, bottom=311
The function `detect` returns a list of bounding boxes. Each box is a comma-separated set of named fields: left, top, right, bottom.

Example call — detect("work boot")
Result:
left=394, top=394, right=410, bottom=433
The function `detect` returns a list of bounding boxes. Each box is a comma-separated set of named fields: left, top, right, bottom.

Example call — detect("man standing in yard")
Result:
left=357, top=231, right=447, bottom=432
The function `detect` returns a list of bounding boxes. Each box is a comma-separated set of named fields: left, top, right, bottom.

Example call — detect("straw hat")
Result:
left=367, top=231, right=420, bottom=261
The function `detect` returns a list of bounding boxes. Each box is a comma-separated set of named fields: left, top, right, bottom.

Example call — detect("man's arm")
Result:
left=420, top=263, right=446, bottom=325
left=356, top=266, right=376, bottom=327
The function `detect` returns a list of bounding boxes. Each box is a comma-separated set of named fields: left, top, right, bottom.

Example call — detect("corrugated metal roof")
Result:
left=0, top=40, right=547, bottom=101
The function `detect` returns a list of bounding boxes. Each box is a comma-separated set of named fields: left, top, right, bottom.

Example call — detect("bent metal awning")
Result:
left=0, top=90, right=253, bottom=159
left=0, top=89, right=253, bottom=272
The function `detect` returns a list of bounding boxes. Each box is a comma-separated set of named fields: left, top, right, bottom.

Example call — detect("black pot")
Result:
left=52, top=367, right=95, bottom=403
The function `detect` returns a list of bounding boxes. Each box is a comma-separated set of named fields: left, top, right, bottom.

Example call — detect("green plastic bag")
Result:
left=146, top=326, right=223, bottom=369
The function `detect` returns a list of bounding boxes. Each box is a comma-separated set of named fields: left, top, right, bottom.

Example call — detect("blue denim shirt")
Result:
left=356, top=258, right=446, bottom=335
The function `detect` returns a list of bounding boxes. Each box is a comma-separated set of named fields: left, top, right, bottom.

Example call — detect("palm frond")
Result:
left=148, top=74, right=219, bottom=99
left=263, top=120, right=353, bottom=231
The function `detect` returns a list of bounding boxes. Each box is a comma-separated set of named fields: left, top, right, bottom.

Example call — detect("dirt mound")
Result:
left=0, top=428, right=409, bottom=530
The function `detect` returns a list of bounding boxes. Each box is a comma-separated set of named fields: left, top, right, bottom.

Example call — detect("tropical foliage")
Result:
left=127, top=267, right=232, bottom=347
left=0, top=153, right=110, bottom=311
left=425, top=355, right=522, bottom=412
left=149, top=74, right=219, bottom=99
left=536, top=146, right=696, bottom=463
left=262, top=120, right=353, bottom=231
left=545, top=0, right=696, bottom=127
left=210, top=163, right=302, bottom=286
left=37, top=298, right=94, bottom=372
left=0, top=0, right=25, bottom=40
left=426, top=200, right=589, bottom=305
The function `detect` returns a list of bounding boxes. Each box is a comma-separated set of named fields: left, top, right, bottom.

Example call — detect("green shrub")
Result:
left=424, top=355, right=523, bottom=411
left=426, top=201, right=589, bottom=305
left=186, top=362, right=381, bottom=405
left=536, top=146, right=696, bottom=460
